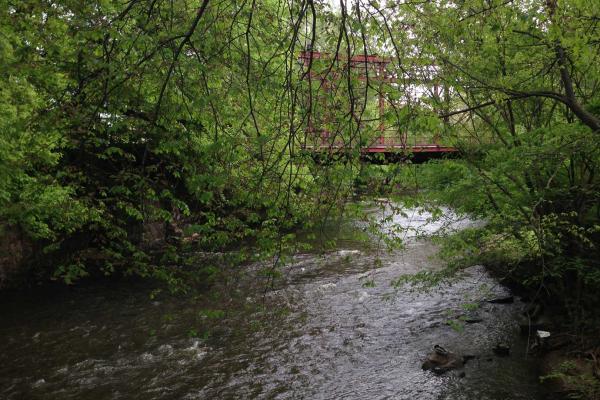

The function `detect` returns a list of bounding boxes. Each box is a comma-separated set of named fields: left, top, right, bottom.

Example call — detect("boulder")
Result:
left=422, top=345, right=466, bottom=374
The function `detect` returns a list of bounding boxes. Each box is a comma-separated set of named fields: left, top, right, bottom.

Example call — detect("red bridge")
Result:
left=298, top=51, right=458, bottom=162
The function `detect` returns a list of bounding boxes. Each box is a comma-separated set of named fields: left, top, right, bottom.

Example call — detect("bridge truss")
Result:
left=298, top=50, right=457, bottom=162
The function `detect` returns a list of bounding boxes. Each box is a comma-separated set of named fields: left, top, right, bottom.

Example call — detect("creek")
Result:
left=0, top=202, right=546, bottom=399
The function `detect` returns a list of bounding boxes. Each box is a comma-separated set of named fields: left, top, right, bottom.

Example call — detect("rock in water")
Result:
left=422, top=345, right=465, bottom=374
left=493, top=343, right=511, bottom=356
left=537, top=330, right=551, bottom=339
left=487, top=295, right=514, bottom=304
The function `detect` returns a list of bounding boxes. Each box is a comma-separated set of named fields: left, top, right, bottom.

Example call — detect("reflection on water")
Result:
left=0, top=203, right=544, bottom=399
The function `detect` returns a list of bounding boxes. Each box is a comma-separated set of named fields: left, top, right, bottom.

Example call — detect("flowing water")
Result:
left=0, top=203, right=546, bottom=399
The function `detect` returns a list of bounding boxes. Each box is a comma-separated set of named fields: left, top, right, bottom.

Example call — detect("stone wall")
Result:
left=0, top=227, right=31, bottom=289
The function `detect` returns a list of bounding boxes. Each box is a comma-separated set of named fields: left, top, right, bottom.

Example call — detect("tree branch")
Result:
left=153, top=0, right=211, bottom=122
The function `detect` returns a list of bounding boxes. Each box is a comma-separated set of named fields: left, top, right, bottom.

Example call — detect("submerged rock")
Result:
left=464, top=314, right=483, bottom=324
left=422, top=345, right=466, bottom=374
left=493, top=343, right=511, bottom=356
left=487, top=295, right=514, bottom=304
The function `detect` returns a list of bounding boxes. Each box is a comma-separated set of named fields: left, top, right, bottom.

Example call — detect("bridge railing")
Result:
left=302, top=129, right=453, bottom=150
left=364, top=128, right=449, bottom=147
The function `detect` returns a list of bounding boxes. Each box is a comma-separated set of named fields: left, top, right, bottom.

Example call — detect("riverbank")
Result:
left=485, top=261, right=600, bottom=400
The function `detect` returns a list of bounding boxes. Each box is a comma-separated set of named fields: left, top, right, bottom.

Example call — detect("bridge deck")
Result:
left=305, top=143, right=458, bottom=153
left=305, top=143, right=458, bottom=163
left=362, top=144, right=457, bottom=153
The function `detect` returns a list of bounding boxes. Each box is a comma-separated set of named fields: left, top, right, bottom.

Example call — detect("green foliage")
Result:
left=199, top=309, right=226, bottom=320
left=0, top=0, right=360, bottom=288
